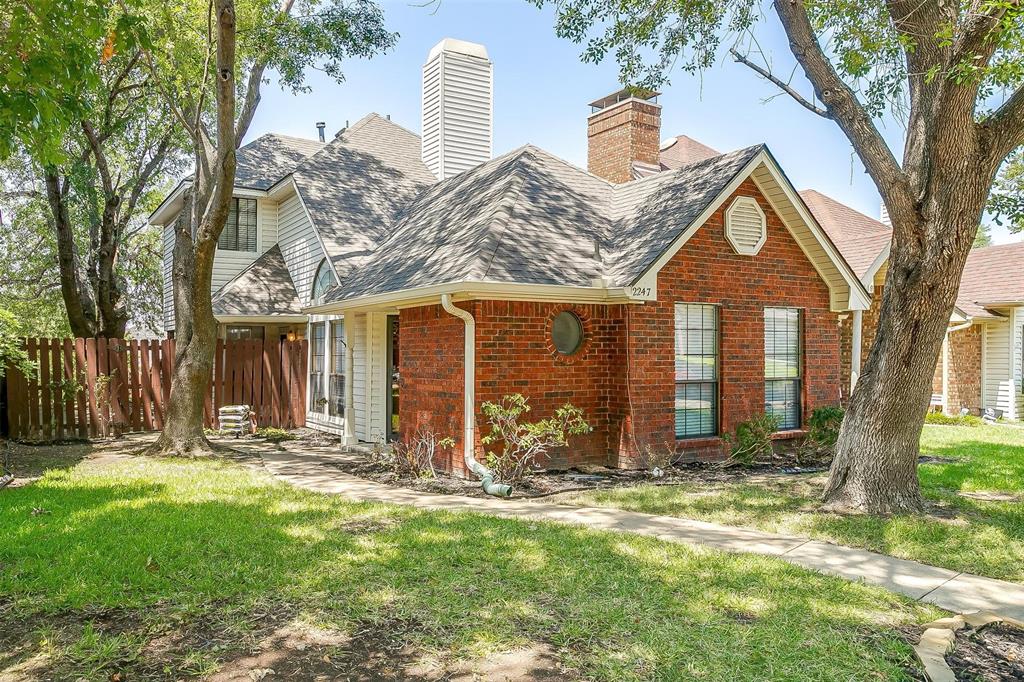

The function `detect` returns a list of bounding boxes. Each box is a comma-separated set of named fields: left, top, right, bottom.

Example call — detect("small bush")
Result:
left=723, top=413, right=781, bottom=467
left=385, top=429, right=453, bottom=479
left=481, top=394, right=591, bottom=483
left=807, top=406, right=844, bottom=447
left=925, top=411, right=984, bottom=427
left=254, top=427, right=297, bottom=442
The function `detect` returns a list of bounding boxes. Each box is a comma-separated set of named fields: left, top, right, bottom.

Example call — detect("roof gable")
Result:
left=315, top=140, right=869, bottom=312
left=235, top=134, right=324, bottom=190
left=211, top=245, right=302, bottom=318
left=291, top=114, right=436, bottom=280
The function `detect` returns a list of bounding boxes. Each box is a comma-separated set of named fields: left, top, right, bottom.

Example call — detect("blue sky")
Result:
left=250, top=0, right=1019, bottom=244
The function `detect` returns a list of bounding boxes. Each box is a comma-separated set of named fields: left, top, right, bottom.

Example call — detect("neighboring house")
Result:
left=800, top=190, right=1024, bottom=420
left=152, top=39, right=872, bottom=471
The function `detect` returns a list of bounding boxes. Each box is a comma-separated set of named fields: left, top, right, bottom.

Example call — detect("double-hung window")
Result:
left=310, top=322, right=326, bottom=414
left=674, top=304, right=718, bottom=438
left=329, top=321, right=345, bottom=418
left=217, top=198, right=257, bottom=252
left=764, top=307, right=802, bottom=429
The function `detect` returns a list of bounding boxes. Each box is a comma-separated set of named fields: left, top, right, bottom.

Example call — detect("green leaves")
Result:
left=0, top=1, right=149, bottom=164
left=989, top=150, right=1024, bottom=233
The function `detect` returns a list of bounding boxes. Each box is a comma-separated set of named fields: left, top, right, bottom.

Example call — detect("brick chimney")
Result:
left=587, top=88, right=662, bottom=183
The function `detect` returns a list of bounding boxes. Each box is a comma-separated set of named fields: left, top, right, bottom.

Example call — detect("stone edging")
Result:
left=914, top=611, right=1024, bottom=682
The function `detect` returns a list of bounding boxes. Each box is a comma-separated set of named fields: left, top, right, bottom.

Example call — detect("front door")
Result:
left=386, top=315, right=400, bottom=441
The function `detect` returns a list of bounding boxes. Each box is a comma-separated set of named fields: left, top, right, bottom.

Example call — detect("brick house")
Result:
left=799, top=191, right=1024, bottom=419
left=152, top=39, right=872, bottom=476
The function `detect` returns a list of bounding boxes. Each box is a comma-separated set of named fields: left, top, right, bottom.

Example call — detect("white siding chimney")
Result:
left=421, top=38, right=492, bottom=180
left=880, top=202, right=891, bottom=227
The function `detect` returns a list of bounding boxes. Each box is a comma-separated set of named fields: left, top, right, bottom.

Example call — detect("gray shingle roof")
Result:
left=212, top=245, right=301, bottom=317
left=234, top=134, right=324, bottom=190
left=291, top=114, right=436, bottom=280
left=322, top=142, right=764, bottom=302
left=605, top=145, right=764, bottom=286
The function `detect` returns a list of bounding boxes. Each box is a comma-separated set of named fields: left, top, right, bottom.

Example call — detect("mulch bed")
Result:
left=947, top=623, right=1024, bottom=681
left=273, top=429, right=829, bottom=499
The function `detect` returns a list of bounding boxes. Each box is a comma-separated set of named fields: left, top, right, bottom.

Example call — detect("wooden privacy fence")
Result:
left=4, top=337, right=308, bottom=441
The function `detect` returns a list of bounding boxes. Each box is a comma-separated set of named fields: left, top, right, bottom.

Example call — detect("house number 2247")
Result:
left=631, top=287, right=653, bottom=298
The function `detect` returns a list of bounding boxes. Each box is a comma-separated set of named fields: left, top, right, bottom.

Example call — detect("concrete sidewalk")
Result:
left=246, top=444, right=1024, bottom=620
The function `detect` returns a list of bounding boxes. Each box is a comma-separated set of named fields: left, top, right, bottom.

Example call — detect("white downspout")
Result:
left=850, top=309, right=863, bottom=393
left=440, top=294, right=511, bottom=497
left=342, top=317, right=357, bottom=445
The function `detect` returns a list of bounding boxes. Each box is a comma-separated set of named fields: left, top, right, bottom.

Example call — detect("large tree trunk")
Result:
left=45, top=170, right=100, bottom=337
left=148, top=0, right=237, bottom=457
left=823, top=163, right=991, bottom=513
left=150, top=231, right=219, bottom=455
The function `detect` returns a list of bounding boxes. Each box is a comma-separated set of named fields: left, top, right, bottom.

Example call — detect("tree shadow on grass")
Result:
left=0, top=460, right=933, bottom=681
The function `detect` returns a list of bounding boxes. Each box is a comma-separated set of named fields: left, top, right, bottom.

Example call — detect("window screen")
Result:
left=217, top=198, right=257, bottom=252
left=329, top=321, right=345, bottom=417
left=674, top=304, right=718, bottom=438
left=764, top=307, right=802, bottom=430
left=310, top=323, right=326, bottom=414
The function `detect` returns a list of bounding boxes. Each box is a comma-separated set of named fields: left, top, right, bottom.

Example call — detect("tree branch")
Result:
left=233, top=0, right=295, bottom=144
left=729, top=48, right=830, bottom=118
left=773, top=0, right=913, bottom=221
left=983, top=84, right=1024, bottom=165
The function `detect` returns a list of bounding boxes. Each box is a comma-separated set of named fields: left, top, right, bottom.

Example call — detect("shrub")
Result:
left=254, top=427, right=297, bottom=442
left=480, top=394, right=591, bottom=483
left=807, top=406, right=844, bottom=447
left=723, top=413, right=781, bottom=467
left=925, top=411, right=984, bottom=427
left=386, top=429, right=453, bottom=479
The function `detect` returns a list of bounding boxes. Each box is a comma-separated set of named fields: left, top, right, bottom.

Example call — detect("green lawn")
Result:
left=570, top=424, right=1024, bottom=582
left=0, top=454, right=940, bottom=680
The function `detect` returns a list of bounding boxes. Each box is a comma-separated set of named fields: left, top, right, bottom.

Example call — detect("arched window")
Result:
left=311, top=259, right=335, bottom=300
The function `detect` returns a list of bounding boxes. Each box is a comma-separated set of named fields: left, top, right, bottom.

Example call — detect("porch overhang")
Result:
left=303, top=280, right=637, bottom=315
left=216, top=314, right=308, bottom=324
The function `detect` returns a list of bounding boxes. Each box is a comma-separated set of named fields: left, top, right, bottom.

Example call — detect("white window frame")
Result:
left=674, top=303, right=719, bottom=439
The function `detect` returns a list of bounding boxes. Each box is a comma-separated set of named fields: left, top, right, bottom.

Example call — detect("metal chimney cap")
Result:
left=427, top=38, right=489, bottom=62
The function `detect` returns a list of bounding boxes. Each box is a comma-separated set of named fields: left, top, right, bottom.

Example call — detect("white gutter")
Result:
left=439, top=294, right=511, bottom=497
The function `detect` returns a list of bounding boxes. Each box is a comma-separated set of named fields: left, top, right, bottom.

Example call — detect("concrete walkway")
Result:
left=242, top=443, right=1024, bottom=620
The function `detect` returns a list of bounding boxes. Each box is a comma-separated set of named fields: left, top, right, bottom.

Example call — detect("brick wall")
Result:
left=398, top=304, right=467, bottom=473
left=943, top=325, right=983, bottom=414
left=475, top=301, right=628, bottom=470
left=624, top=179, right=841, bottom=462
left=398, top=180, right=842, bottom=473
left=587, top=99, right=661, bottom=183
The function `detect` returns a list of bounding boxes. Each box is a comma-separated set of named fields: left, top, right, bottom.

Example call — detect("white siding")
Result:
left=278, top=192, right=326, bottom=303
left=421, top=40, right=492, bottom=180
left=162, top=197, right=281, bottom=331
left=211, top=197, right=278, bottom=292
left=352, top=313, right=368, bottom=440
left=1014, top=308, right=1024, bottom=420
left=162, top=221, right=176, bottom=332
left=367, top=312, right=388, bottom=442
left=983, top=320, right=1015, bottom=418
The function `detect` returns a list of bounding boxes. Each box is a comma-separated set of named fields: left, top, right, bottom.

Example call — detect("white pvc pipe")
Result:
left=850, top=308, right=863, bottom=393
left=440, top=294, right=511, bottom=496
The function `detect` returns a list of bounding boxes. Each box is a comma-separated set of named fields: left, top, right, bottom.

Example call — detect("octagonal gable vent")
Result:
left=725, top=196, right=767, bottom=256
